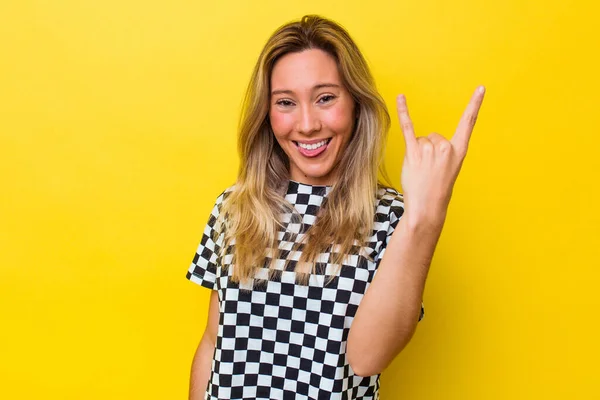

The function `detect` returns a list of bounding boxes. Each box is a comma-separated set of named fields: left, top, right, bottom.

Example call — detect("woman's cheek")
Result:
left=324, top=105, right=353, bottom=132
left=269, top=111, right=294, bottom=136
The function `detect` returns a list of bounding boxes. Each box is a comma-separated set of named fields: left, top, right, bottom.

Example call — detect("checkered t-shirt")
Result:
left=186, top=180, right=424, bottom=400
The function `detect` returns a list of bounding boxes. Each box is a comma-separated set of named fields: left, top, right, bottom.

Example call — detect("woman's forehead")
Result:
left=270, top=49, right=342, bottom=92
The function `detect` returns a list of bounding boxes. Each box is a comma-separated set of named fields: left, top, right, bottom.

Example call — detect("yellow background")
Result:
left=1, top=0, right=598, bottom=398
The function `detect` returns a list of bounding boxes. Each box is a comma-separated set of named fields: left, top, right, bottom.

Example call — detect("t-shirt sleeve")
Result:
left=374, top=189, right=425, bottom=322
left=185, top=191, right=227, bottom=290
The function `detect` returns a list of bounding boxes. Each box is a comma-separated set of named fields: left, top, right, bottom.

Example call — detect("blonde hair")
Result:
left=217, top=15, right=392, bottom=284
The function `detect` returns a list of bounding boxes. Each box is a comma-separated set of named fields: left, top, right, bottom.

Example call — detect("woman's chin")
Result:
left=291, top=166, right=336, bottom=185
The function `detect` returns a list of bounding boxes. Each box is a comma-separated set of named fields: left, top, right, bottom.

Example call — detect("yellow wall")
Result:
left=1, top=0, right=598, bottom=398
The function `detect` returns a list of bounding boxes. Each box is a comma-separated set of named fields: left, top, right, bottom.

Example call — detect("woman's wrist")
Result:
left=401, top=206, right=447, bottom=235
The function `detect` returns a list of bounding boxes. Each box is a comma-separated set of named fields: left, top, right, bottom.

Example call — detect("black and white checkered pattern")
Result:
left=187, top=180, right=424, bottom=399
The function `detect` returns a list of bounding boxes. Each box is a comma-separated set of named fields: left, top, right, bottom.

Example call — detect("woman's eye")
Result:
left=276, top=99, right=294, bottom=107
left=318, top=95, right=336, bottom=104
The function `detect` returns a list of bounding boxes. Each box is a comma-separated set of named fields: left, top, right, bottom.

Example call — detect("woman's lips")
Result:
left=294, top=139, right=331, bottom=158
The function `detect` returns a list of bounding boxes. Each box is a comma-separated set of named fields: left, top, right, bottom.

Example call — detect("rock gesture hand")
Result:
left=396, top=86, right=486, bottom=229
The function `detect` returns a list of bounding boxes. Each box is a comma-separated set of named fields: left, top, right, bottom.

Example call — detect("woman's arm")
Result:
left=189, top=290, right=220, bottom=400
left=347, top=213, right=443, bottom=377
left=347, top=87, right=485, bottom=376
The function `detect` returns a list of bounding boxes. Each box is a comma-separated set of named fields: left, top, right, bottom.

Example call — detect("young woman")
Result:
left=186, top=15, right=485, bottom=400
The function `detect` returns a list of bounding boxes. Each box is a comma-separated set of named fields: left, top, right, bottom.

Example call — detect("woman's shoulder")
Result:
left=209, top=184, right=237, bottom=212
left=375, top=184, right=405, bottom=220
left=213, top=183, right=236, bottom=199
left=376, top=184, right=404, bottom=205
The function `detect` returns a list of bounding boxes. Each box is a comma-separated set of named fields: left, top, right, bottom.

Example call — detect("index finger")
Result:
left=396, top=94, right=418, bottom=156
left=451, top=86, right=486, bottom=155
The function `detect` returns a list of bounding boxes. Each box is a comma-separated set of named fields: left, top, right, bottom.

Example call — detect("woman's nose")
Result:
left=296, top=105, right=321, bottom=135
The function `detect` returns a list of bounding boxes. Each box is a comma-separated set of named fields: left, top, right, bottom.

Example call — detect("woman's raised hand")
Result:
left=396, top=86, right=486, bottom=229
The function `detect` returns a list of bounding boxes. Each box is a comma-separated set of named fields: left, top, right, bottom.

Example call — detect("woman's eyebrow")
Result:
left=271, top=89, right=295, bottom=96
left=313, top=83, right=340, bottom=91
left=271, top=83, right=341, bottom=96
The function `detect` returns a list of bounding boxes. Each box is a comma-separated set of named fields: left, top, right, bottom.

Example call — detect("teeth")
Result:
left=298, top=139, right=327, bottom=150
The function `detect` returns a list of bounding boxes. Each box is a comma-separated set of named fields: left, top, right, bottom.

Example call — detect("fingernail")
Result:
left=478, top=86, right=486, bottom=94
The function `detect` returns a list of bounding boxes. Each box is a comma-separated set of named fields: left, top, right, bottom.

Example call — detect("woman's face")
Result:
left=269, top=49, right=355, bottom=186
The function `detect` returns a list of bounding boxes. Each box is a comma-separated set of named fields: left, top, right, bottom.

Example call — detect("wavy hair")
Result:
left=217, top=15, right=392, bottom=284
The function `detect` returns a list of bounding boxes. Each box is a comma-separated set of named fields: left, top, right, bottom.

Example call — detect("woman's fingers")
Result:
left=399, top=87, right=486, bottom=161
left=396, top=95, right=417, bottom=157
left=451, top=86, right=486, bottom=156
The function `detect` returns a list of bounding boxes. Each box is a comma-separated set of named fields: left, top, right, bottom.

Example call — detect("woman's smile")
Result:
left=294, top=138, right=332, bottom=157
